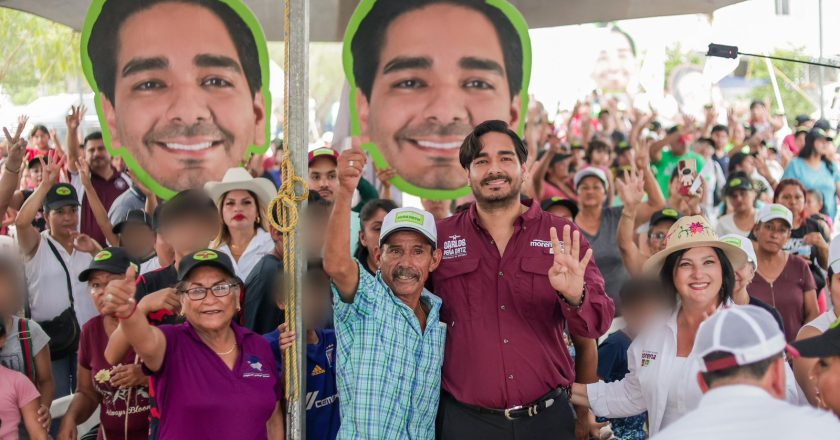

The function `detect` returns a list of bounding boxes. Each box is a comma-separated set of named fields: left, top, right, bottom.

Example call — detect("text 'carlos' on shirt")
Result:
left=431, top=201, right=615, bottom=409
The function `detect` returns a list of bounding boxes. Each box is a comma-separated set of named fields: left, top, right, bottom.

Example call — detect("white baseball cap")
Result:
left=693, top=305, right=787, bottom=373
left=755, top=203, right=793, bottom=227
left=574, top=167, right=609, bottom=190
left=720, top=234, right=757, bottom=268
left=829, top=236, right=840, bottom=273
left=379, top=207, right=438, bottom=249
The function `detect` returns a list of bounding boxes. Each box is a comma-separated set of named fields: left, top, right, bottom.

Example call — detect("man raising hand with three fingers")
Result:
left=433, top=120, right=613, bottom=440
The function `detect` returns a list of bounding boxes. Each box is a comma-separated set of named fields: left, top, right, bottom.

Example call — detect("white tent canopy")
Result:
left=2, top=0, right=744, bottom=42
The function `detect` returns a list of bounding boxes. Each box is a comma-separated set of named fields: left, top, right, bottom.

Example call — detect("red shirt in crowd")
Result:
left=432, top=201, right=614, bottom=409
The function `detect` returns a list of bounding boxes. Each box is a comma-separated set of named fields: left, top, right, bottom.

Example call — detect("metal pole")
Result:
left=284, top=0, right=308, bottom=438
left=817, top=0, right=825, bottom=119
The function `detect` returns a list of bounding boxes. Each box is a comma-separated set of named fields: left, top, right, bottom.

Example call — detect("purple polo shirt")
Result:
left=146, top=322, right=281, bottom=439
left=432, top=201, right=614, bottom=409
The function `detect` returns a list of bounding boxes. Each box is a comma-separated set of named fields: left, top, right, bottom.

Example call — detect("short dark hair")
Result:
left=29, top=125, right=48, bottom=139
left=711, top=124, right=728, bottom=134
left=700, top=351, right=780, bottom=387
left=83, top=131, right=104, bottom=148
left=749, top=100, right=766, bottom=110
left=157, top=189, right=219, bottom=229
left=660, top=247, right=735, bottom=305
left=585, top=139, right=610, bottom=163
left=351, top=0, right=523, bottom=101
left=459, top=120, right=527, bottom=169
left=695, top=137, right=715, bottom=150
left=88, top=0, right=262, bottom=105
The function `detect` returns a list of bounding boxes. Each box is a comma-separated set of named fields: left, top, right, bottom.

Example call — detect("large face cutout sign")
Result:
left=344, top=0, right=532, bottom=200
left=80, top=0, right=271, bottom=199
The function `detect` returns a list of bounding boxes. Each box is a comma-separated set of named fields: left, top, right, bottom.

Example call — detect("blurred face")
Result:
left=308, top=157, right=338, bottom=203
left=751, top=104, right=767, bottom=122
left=302, top=271, right=331, bottom=329
left=47, top=205, right=79, bottom=238
left=467, top=131, right=525, bottom=206
left=378, top=231, right=441, bottom=300
left=421, top=199, right=451, bottom=220
left=546, top=205, right=574, bottom=221
left=180, top=266, right=239, bottom=332
left=805, top=193, right=823, bottom=217
left=359, top=208, right=388, bottom=267
left=28, top=163, right=44, bottom=187
left=811, top=355, right=840, bottom=416
left=590, top=149, right=609, bottom=166
left=357, top=4, right=520, bottom=191
left=160, top=216, right=218, bottom=256
left=734, top=262, right=756, bottom=293
left=221, top=190, right=259, bottom=230
left=102, top=3, right=266, bottom=192
left=592, top=31, right=635, bottom=92
left=815, top=138, right=834, bottom=156
left=549, top=157, right=571, bottom=180
left=576, top=176, right=607, bottom=209
left=84, top=138, right=112, bottom=173
left=303, top=205, right=330, bottom=259
left=622, top=298, right=669, bottom=338
left=711, top=130, right=728, bottom=149
left=647, top=221, right=674, bottom=254
left=0, top=271, right=20, bottom=315
left=31, top=129, right=49, bottom=150
left=739, top=156, right=756, bottom=175
left=673, top=247, right=723, bottom=307
left=776, top=185, right=806, bottom=216
left=119, top=222, right=156, bottom=260
left=727, top=189, right=755, bottom=214
left=88, top=271, right=125, bottom=315
left=754, top=220, right=791, bottom=254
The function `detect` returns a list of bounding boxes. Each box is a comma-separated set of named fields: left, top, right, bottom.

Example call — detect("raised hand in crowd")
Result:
left=548, top=225, right=593, bottom=305
left=616, top=168, right=646, bottom=275
left=101, top=265, right=138, bottom=319
left=71, top=231, right=102, bottom=255
left=375, top=166, right=397, bottom=201
left=0, top=116, right=29, bottom=218
left=138, top=287, right=181, bottom=317
left=323, top=136, right=368, bottom=302
left=65, top=104, right=86, bottom=174
left=76, top=156, right=120, bottom=246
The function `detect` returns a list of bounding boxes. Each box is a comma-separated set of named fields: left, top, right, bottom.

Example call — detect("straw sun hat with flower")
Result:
left=643, top=215, right=748, bottom=274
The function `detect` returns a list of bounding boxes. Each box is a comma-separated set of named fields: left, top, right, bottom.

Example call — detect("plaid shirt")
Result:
left=332, top=262, right=446, bottom=440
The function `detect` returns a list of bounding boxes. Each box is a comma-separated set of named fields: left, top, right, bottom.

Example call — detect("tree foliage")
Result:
left=746, top=48, right=816, bottom=125
left=0, top=8, right=84, bottom=105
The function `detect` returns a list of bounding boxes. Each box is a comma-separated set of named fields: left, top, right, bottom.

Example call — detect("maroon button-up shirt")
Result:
left=432, top=200, right=614, bottom=409
left=80, top=168, right=130, bottom=246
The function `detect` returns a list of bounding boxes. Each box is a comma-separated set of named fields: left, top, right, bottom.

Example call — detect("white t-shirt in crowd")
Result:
left=0, top=317, right=49, bottom=374
left=803, top=309, right=837, bottom=334
left=23, top=231, right=98, bottom=326
left=652, top=385, right=840, bottom=439
left=715, top=214, right=752, bottom=237
left=216, top=228, right=275, bottom=281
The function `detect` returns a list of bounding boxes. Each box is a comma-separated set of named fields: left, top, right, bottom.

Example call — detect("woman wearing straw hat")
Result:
left=570, top=215, right=801, bottom=435
left=205, top=167, right=277, bottom=281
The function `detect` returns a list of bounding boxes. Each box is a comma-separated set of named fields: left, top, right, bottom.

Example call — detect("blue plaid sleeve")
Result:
left=332, top=260, right=380, bottom=322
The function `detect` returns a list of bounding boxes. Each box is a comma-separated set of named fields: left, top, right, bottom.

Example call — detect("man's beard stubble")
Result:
left=471, top=172, right=523, bottom=210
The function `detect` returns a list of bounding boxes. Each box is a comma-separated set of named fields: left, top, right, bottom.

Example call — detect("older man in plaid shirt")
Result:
left=323, top=140, right=446, bottom=439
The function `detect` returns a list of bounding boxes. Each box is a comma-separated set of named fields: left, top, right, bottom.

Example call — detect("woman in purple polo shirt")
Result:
left=102, top=249, right=284, bottom=439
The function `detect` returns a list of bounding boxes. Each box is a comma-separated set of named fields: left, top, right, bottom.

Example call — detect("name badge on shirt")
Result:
left=641, top=350, right=658, bottom=367
left=530, top=238, right=563, bottom=254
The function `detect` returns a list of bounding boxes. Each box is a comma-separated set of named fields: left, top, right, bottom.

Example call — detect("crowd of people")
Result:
left=0, top=89, right=838, bottom=440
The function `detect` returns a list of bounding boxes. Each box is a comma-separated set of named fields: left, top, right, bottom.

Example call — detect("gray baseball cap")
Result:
left=379, top=207, right=437, bottom=249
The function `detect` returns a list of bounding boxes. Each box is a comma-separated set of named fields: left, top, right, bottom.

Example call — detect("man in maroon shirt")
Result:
left=433, top=120, right=614, bottom=439
left=66, top=106, right=131, bottom=246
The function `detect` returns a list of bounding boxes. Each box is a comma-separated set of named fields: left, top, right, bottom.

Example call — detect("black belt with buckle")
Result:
left=458, top=386, right=571, bottom=421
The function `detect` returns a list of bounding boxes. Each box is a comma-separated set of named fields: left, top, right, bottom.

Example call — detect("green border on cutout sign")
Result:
left=79, top=0, right=272, bottom=200
left=341, top=0, right=532, bottom=200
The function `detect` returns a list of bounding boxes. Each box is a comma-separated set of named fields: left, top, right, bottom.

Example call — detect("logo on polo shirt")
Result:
left=311, top=365, right=325, bottom=376
left=56, top=187, right=72, bottom=196
left=115, top=179, right=128, bottom=190
left=442, top=234, right=467, bottom=260
left=641, top=350, right=658, bottom=367
left=243, top=355, right=270, bottom=379
left=94, top=250, right=112, bottom=261
left=193, top=250, right=219, bottom=261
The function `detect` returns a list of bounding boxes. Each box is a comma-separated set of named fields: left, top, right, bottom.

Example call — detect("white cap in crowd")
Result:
left=829, top=235, right=840, bottom=274
left=693, top=305, right=787, bottom=373
left=720, top=234, right=757, bottom=268
left=573, top=167, right=609, bottom=190
left=379, top=207, right=438, bottom=249
left=755, top=204, right=793, bottom=227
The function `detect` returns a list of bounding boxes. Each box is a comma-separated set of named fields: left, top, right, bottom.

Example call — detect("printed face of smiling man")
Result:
left=100, top=2, right=266, bottom=192
left=355, top=3, right=521, bottom=192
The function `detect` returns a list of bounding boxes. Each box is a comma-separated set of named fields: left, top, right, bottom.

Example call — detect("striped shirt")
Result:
left=332, top=262, right=445, bottom=440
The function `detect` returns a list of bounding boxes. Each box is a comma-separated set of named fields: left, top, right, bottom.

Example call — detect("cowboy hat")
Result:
left=643, top=215, right=747, bottom=274
left=204, top=167, right=277, bottom=210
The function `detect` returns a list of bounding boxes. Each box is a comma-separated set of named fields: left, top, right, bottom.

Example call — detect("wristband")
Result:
left=117, top=302, right=138, bottom=320
left=561, top=283, right=586, bottom=309
left=4, top=163, right=20, bottom=174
